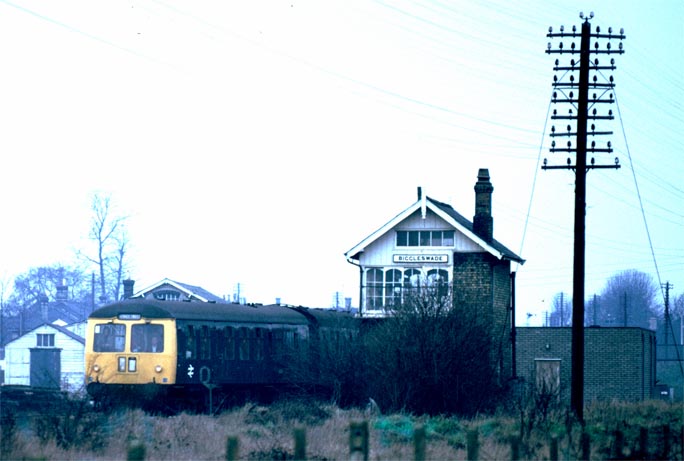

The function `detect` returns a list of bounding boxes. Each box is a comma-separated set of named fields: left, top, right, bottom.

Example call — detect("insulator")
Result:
left=549, top=26, right=553, bottom=33
left=551, top=140, right=556, bottom=147
left=591, top=157, right=595, bottom=165
left=596, top=26, right=601, bottom=33
left=608, top=110, right=613, bottom=116
left=595, top=41, right=599, bottom=49
left=593, top=75, right=597, bottom=82
left=555, top=59, right=560, bottom=66
left=559, top=42, right=564, bottom=49
left=560, top=25, right=565, bottom=32
left=595, top=58, right=599, bottom=65
left=548, top=42, right=552, bottom=50
left=571, top=42, right=576, bottom=50
left=553, top=75, right=558, bottom=82
left=569, top=91, right=574, bottom=98
left=607, top=141, right=612, bottom=148
left=591, top=141, right=596, bottom=148
left=571, top=59, right=576, bottom=66
left=553, top=109, right=557, bottom=115
left=592, top=108, right=597, bottom=115
left=553, top=91, right=557, bottom=99
left=620, top=28, right=624, bottom=34
left=567, top=141, right=571, bottom=148
left=619, top=42, right=623, bottom=50
left=580, top=12, right=584, bottom=19
left=551, top=125, right=556, bottom=133
left=610, top=75, right=614, bottom=82
left=611, top=58, right=615, bottom=65
left=607, top=42, right=611, bottom=50
left=573, top=25, right=577, bottom=32
left=609, top=93, right=614, bottom=100
left=543, top=158, right=548, bottom=165
left=570, top=75, right=575, bottom=82
left=608, top=27, right=613, bottom=34
left=567, top=125, right=571, bottom=131
left=568, top=109, right=573, bottom=115
left=593, top=93, right=597, bottom=100
left=615, top=157, right=619, bottom=165
left=591, top=124, right=595, bottom=131
left=567, top=157, right=571, bottom=165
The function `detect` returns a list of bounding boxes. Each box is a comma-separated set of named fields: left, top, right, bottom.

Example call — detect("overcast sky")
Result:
left=1, top=0, right=682, bottom=325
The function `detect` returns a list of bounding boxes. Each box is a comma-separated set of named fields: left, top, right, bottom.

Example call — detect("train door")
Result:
left=30, top=348, right=61, bottom=389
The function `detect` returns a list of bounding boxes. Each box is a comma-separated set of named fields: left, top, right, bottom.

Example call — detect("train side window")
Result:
left=131, top=324, right=164, bottom=353
left=199, top=326, right=210, bottom=360
left=186, top=325, right=196, bottom=359
left=94, top=324, right=126, bottom=352
left=238, top=328, right=250, bottom=361
left=224, top=327, right=235, bottom=360
left=254, top=328, right=264, bottom=361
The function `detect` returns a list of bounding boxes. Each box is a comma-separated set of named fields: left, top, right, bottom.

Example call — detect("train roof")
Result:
left=89, top=299, right=311, bottom=325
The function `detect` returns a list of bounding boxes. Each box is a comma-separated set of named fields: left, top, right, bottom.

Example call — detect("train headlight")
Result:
left=155, top=365, right=163, bottom=373
left=93, top=364, right=100, bottom=373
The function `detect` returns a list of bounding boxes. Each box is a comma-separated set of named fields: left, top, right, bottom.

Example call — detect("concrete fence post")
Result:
left=349, top=421, right=369, bottom=461
left=294, top=427, right=307, bottom=461
left=549, top=436, right=558, bottom=461
left=225, top=436, right=239, bottom=461
left=467, top=429, right=479, bottom=461
left=413, top=425, right=426, bottom=461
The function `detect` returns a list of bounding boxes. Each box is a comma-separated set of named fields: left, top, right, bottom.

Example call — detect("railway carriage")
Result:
left=85, top=299, right=358, bottom=410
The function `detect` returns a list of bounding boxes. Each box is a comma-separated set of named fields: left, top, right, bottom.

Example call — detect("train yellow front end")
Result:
left=85, top=311, right=177, bottom=404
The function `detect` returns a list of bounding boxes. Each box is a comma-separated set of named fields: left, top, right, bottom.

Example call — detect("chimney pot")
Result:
left=123, top=279, right=135, bottom=299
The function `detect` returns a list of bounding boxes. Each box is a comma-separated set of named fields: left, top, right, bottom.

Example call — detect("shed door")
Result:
left=30, top=348, right=61, bottom=389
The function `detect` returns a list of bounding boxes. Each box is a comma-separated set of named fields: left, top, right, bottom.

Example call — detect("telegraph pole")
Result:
left=543, top=12, right=625, bottom=422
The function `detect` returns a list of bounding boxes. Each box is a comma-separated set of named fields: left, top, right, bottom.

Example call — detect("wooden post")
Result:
left=349, top=421, right=369, bottom=461
left=467, top=429, right=479, bottom=461
left=225, top=436, right=239, bottom=461
left=127, top=442, right=146, bottom=461
left=549, top=436, right=558, bottom=461
left=294, top=428, right=307, bottom=461
left=580, top=431, right=590, bottom=461
left=613, top=430, right=624, bottom=460
left=510, top=437, right=520, bottom=461
left=638, top=427, right=648, bottom=460
left=413, top=426, right=426, bottom=461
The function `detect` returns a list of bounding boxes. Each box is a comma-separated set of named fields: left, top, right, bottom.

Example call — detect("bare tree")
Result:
left=547, top=292, right=571, bottom=327
left=596, top=270, right=658, bottom=328
left=79, top=193, right=129, bottom=305
left=6, top=265, right=89, bottom=313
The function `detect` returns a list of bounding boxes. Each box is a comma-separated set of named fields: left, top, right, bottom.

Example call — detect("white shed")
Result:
left=3, top=323, right=85, bottom=393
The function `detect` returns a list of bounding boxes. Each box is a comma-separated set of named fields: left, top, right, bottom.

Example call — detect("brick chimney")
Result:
left=40, top=295, right=49, bottom=323
left=123, top=279, right=135, bottom=299
left=56, top=284, right=68, bottom=302
left=473, top=168, right=494, bottom=242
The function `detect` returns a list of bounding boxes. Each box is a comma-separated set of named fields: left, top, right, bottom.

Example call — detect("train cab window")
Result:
left=94, top=324, right=126, bottom=352
left=131, top=324, right=164, bottom=353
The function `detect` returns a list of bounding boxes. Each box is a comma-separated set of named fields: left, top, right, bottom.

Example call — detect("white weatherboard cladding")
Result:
left=357, top=209, right=481, bottom=266
left=3, top=324, right=85, bottom=392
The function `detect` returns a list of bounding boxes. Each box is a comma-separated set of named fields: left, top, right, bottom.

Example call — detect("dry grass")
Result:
left=2, top=398, right=682, bottom=460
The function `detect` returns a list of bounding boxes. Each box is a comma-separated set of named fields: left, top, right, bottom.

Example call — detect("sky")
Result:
left=0, top=0, right=682, bottom=326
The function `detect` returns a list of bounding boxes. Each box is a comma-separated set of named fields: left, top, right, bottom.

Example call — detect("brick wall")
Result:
left=452, top=252, right=513, bottom=380
left=516, top=327, right=656, bottom=403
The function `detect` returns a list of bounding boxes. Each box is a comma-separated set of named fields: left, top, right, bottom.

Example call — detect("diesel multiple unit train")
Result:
left=85, top=299, right=359, bottom=411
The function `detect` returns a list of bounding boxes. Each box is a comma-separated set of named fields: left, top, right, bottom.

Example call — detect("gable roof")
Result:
left=345, top=195, right=524, bottom=264
left=5, top=322, right=85, bottom=346
left=133, top=278, right=226, bottom=303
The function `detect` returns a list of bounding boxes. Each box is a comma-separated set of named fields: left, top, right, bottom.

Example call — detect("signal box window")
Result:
left=131, top=324, right=164, bottom=353
left=94, top=324, right=126, bottom=352
left=37, top=334, right=55, bottom=347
